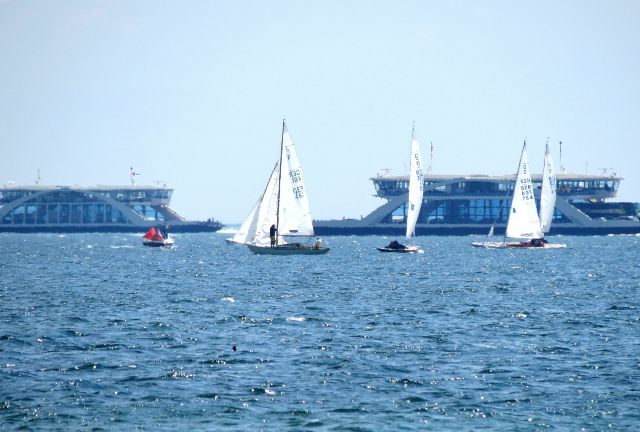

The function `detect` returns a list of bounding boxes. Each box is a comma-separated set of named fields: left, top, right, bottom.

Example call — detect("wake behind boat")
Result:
left=378, top=125, right=425, bottom=253
left=472, top=141, right=566, bottom=249
left=246, top=121, right=329, bottom=255
left=472, top=240, right=566, bottom=249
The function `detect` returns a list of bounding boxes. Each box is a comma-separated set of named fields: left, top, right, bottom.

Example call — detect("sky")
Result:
left=1, top=0, right=639, bottom=223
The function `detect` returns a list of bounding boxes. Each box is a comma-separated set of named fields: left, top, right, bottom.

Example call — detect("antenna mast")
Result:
left=130, top=167, right=139, bottom=186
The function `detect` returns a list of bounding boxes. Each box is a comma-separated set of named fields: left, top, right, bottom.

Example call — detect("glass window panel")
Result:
left=13, top=205, right=25, bottom=224
left=94, top=204, right=104, bottom=223
left=70, top=204, right=82, bottom=223
left=37, top=205, right=47, bottom=224
left=47, top=204, right=59, bottom=224
left=82, top=204, right=93, bottom=224
left=59, top=204, right=70, bottom=224
left=25, top=205, right=36, bottom=224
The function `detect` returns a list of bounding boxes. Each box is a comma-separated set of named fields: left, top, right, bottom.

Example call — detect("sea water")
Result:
left=1, top=233, right=639, bottom=430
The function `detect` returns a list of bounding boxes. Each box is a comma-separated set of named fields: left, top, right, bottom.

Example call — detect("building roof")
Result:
left=372, top=172, right=623, bottom=182
left=0, top=184, right=172, bottom=192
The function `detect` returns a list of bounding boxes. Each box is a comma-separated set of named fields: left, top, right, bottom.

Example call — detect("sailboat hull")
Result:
left=247, top=244, right=330, bottom=255
left=471, top=241, right=566, bottom=249
left=376, top=246, right=423, bottom=253
left=143, top=238, right=175, bottom=247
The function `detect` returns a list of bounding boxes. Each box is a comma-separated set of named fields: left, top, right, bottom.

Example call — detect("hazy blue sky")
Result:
left=1, top=1, right=639, bottom=223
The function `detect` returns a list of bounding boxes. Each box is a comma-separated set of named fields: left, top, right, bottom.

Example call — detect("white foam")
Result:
left=218, top=227, right=239, bottom=234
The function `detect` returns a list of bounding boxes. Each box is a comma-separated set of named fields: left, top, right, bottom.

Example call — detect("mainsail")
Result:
left=276, top=124, right=314, bottom=237
left=405, top=129, right=424, bottom=239
left=505, top=142, right=544, bottom=240
left=539, top=143, right=557, bottom=233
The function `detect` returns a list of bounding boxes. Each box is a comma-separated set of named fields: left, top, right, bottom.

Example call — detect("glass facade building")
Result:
left=314, top=172, right=640, bottom=235
left=0, top=185, right=222, bottom=233
left=372, top=173, right=621, bottom=227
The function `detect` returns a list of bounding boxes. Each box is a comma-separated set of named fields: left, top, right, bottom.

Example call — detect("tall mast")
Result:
left=275, top=119, right=285, bottom=244
left=544, top=137, right=550, bottom=163
left=409, top=123, right=416, bottom=237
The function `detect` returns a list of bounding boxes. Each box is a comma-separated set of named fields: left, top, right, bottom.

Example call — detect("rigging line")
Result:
left=489, top=178, right=513, bottom=238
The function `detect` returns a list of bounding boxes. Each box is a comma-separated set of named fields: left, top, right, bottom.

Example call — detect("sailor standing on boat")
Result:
left=270, top=224, right=278, bottom=247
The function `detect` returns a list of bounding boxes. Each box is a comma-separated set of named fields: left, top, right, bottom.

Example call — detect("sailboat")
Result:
left=377, top=126, right=425, bottom=253
left=472, top=141, right=566, bottom=248
left=246, top=121, right=329, bottom=255
left=142, top=226, right=174, bottom=247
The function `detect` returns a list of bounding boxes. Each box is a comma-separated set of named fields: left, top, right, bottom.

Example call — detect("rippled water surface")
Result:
left=1, top=233, right=639, bottom=430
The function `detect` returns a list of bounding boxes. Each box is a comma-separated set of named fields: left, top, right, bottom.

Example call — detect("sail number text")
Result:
left=519, top=178, right=534, bottom=201
left=293, top=185, right=305, bottom=199
left=289, top=169, right=305, bottom=198
left=289, top=169, right=302, bottom=183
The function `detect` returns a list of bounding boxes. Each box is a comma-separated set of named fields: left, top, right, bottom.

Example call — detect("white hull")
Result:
left=471, top=241, right=566, bottom=249
left=247, top=244, right=329, bottom=255
left=143, top=238, right=175, bottom=247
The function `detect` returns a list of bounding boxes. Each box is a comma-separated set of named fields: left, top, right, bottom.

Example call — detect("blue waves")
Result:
left=1, top=233, right=639, bottom=430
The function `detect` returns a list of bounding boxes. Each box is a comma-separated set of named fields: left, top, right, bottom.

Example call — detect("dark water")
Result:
left=1, top=233, right=639, bottom=431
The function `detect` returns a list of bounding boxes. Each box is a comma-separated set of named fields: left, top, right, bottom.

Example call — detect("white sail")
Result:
left=234, top=161, right=280, bottom=246
left=251, top=160, right=284, bottom=246
left=230, top=198, right=260, bottom=244
left=505, top=142, right=544, bottom=240
left=276, top=124, right=314, bottom=237
left=539, top=143, right=557, bottom=233
left=405, top=130, right=424, bottom=239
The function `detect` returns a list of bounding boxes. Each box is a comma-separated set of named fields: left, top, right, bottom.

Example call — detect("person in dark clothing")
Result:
left=270, top=224, right=278, bottom=247
left=529, top=238, right=547, bottom=247
left=387, top=240, right=407, bottom=250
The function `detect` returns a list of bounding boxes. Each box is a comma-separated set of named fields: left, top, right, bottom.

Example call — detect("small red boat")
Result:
left=142, top=227, right=175, bottom=247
